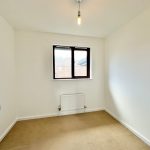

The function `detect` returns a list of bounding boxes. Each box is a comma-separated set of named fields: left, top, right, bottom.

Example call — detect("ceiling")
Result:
left=0, top=0, right=150, bottom=37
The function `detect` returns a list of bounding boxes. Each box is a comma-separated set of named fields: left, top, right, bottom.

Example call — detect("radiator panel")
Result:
left=60, top=93, right=85, bottom=111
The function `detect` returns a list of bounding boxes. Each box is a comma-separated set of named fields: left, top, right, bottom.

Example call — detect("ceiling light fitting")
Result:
left=76, top=0, right=82, bottom=25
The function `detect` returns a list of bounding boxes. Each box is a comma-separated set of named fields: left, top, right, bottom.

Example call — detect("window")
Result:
left=53, top=45, right=90, bottom=79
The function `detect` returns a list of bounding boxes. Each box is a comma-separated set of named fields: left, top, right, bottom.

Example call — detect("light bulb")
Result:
left=77, top=10, right=81, bottom=25
left=77, top=16, right=81, bottom=25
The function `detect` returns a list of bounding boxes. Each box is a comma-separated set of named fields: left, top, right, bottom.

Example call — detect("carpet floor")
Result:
left=0, top=111, right=149, bottom=150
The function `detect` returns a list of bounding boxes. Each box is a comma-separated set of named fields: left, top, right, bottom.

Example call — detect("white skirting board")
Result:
left=105, top=109, right=150, bottom=146
left=17, top=107, right=104, bottom=121
left=58, top=107, right=104, bottom=116
left=0, top=119, right=17, bottom=142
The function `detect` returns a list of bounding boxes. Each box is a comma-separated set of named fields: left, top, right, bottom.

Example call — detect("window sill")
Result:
left=52, top=78, right=93, bottom=81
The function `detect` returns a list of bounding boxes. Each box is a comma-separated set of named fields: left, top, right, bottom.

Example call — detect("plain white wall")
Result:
left=105, top=8, right=150, bottom=143
left=0, top=16, right=16, bottom=140
left=15, top=31, right=105, bottom=118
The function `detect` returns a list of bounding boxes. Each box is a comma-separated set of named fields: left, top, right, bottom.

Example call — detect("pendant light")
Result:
left=77, top=0, right=82, bottom=25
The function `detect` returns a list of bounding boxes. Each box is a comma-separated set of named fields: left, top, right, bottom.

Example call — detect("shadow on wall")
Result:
left=106, top=77, right=122, bottom=120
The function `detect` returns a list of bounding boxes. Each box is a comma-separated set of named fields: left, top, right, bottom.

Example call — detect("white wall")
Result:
left=0, top=16, right=16, bottom=140
left=105, top=8, right=150, bottom=144
left=16, top=31, right=105, bottom=118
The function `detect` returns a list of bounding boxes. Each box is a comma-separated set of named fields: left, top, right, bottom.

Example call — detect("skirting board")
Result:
left=17, top=107, right=104, bottom=121
left=105, top=109, right=150, bottom=146
left=59, top=107, right=104, bottom=116
left=0, top=119, right=17, bottom=142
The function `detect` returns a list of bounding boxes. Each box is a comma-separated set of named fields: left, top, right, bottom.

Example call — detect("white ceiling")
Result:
left=0, top=0, right=150, bottom=37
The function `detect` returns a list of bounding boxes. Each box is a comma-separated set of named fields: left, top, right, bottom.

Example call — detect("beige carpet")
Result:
left=0, top=111, right=149, bottom=150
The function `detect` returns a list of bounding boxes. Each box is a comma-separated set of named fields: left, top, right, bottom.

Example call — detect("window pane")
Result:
left=55, top=48, right=71, bottom=78
left=74, top=50, right=87, bottom=76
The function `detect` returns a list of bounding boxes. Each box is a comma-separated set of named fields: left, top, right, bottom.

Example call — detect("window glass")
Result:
left=74, top=50, right=87, bottom=77
left=54, top=48, right=71, bottom=78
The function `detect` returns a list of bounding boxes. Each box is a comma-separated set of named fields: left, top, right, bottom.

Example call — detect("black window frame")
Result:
left=53, top=45, right=90, bottom=79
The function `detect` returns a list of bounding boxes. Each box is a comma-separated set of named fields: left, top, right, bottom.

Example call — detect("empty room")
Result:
left=0, top=0, right=150, bottom=150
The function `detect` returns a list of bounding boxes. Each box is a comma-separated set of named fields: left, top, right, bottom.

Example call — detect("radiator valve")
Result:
left=84, top=105, right=87, bottom=109
left=58, top=105, right=61, bottom=111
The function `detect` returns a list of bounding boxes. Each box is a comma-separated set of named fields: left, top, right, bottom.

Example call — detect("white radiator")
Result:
left=59, top=93, right=86, bottom=112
